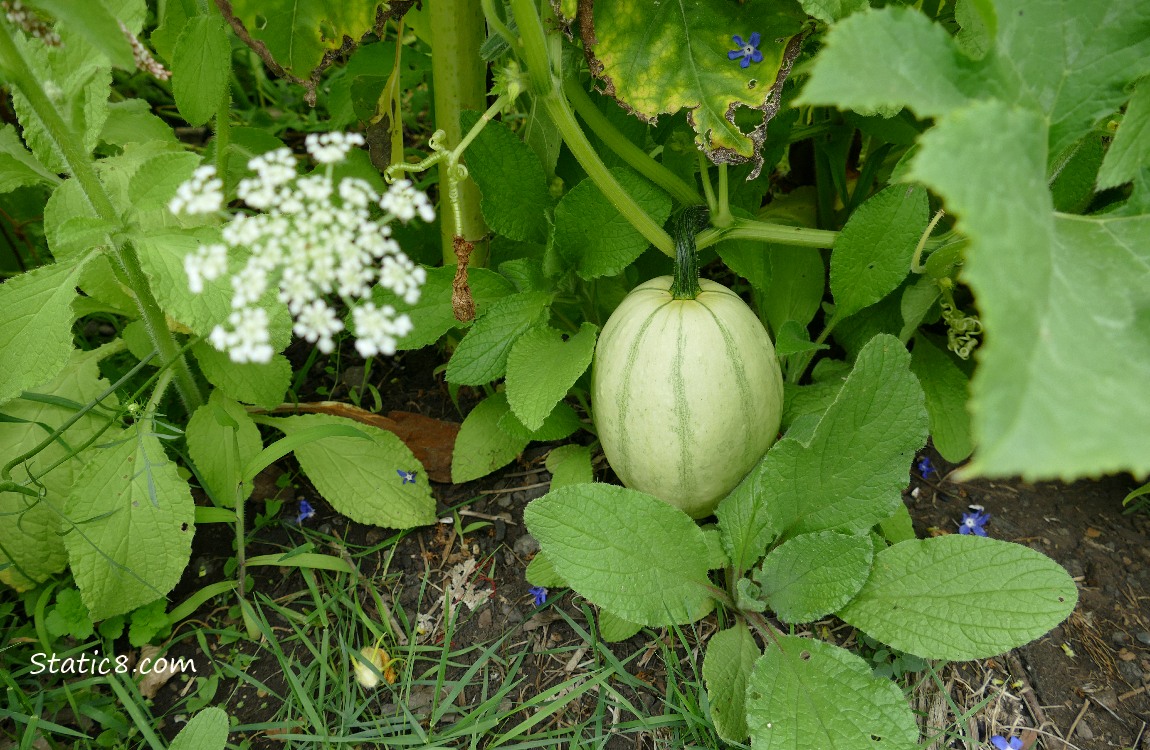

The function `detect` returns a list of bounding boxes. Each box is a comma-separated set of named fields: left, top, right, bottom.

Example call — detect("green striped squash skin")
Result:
left=592, top=275, right=784, bottom=518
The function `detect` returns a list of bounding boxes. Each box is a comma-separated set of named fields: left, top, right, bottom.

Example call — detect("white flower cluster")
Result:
left=172, top=134, right=433, bottom=363
left=118, top=20, right=170, bottom=81
left=2, top=1, right=61, bottom=46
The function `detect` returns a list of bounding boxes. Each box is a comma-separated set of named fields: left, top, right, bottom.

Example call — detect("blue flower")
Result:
left=728, top=32, right=764, bottom=69
left=397, top=469, right=417, bottom=485
left=916, top=455, right=935, bottom=478
left=990, top=736, right=1023, bottom=750
left=528, top=586, right=548, bottom=606
left=296, top=499, right=316, bottom=524
left=959, top=508, right=990, bottom=536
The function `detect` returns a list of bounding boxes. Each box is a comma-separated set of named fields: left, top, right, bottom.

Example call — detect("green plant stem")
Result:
left=910, top=209, right=946, bottom=273
left=480, top=0, right=518, bottom=51
left=715, top=163, right=733, bottom=227
left=698, top=152, right=717, bottom=212
left=429, top=0, right=489, bottom=264
left=509, top=0, right=675, bottom=257
left=669, top=206, right=708, bottom=300
left=0, top=29, right=204, bottom=413
left=696, top=217, right=837, bottom=250
left=563, top=77, right=702, bottom=207
left=235, top=474, right=248, bottom=598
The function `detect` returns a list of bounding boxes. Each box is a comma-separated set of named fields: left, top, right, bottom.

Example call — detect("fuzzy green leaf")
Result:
left=63, top=426, right=195, bottom=621
left=0, top=256, right=88, bottom=405
left=452, top=393, right=530, bottom=484
left=192, top=344, right=291, bottom=410
left=553, top=167, right=672, bottom=280
left=704, top=621, right=760, bottom=743
left=168, top=707, right=229, bottom=750
left=756, top=532, right=873, bottom=624
left=597, top=608, right=642, bottom=642
left=0, top=125, right=58, bottom=193
left=186, top=390, right=263, bottom=508
left=525, top=551, right=566, bottom=588
left=909, top=335, right=972, bottom=463
left=497, top=401, right=582, bottom=443
left=830, top=185, right=929, bottom=319
left=171, top=14, right=231, bottom=127
left=545, top=444, right=594, bottom=491
left=267, top=414, right=434, bottom=529
left=446, top=292, right=552, bottom=386
left=0, top=350, right=116, bottom=590
left=506, top=323, right=598, bottom=431
left=838, top=535, right=1078, bottom=660
left=584, top=0, right=804, bottom=166
left=459, top=111, right=553, bottom=243
left=373, top=266, right=515, bottom=351
left=907, top=101, right=1150, bottom=478
left=746, top=636, right=919, bottom=749
left=754, top=334, right=927, bottom=540
left=524, top=483, right=714, bottom=627
left=26, top=0, right=135, bottom=69
left=761, top=246, right=825, bottom=336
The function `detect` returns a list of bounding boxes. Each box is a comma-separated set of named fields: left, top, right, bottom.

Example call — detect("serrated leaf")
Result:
left=459, top=111, right=552, bottom=243
left=524, top=483, right=714, bottom=626
left=746, top=636, right=919, bottom=749
left=446, top=292, right=552, bottom=386
left=506, top=323, right=598, bottom=431
left=134, top=230, right=231, bottom=336
left=497, top=401, right=582, bottom=443
left=101, top=99, right=180, bottom=148
left=374, top=266, right=516, bottom=351
left=907, top=101, right=1150, bottom=479
left=830, top=185, right=929, bottom=319
left=553, top=167, right=672, bottom=280
left=755, top=532, right=872, bottom=624
left=0, top=125, right=58, bottom=193
left=758, top=334, right=928, bottom=539
left=186, top=390, right=263, bottom=507
left=545, top=444, right=593, bottom=490
left=64, top=426, right=195, bottom=621
left=168, top=707, right=229, bottom=750
left=716, top=467, right=777, bottom=578
left=128, top=151, right=200, bottom=210
left=838, top=535, right=1078, bottom=660
left=909, top=335, right=972, bottom=463
left=0, top=256, right=89, bottom=404
left=701, top=526, right=729, bottom=570
left=598, top=608, right=642, bottom=643
left=585, top=0, right=804, bottom=167
left=451, top=393, right=530, bottom=484
left=171, top=14, right=230, bottom=127
left=0, top=350, right=117, bottom=590
left=192, top=344, right=291, bottom=409
left=227, top=1, right=384, bottom=81
left=1098, top=81, right=1150, bottom=190
left=266, top=414, right=434, bottom=529
left=703, top=621, right=759, bottom=743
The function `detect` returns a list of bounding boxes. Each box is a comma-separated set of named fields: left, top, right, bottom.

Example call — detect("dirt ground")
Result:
left=142, top=345, right=1150, bottom=750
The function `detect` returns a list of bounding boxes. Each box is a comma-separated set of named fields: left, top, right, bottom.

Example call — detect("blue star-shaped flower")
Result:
left=397, top=469, right=416, bottom=484
left=916, top=455, right=935, bottom=478
left=296, top=498, right=316, bottom=524
left=959, top=508, right=990, bottom=536
left=528, top=586, right=548, bottom=606
left=990, top=736, right=1023, bottom=750
left=728, top=32, right=764, bottom=69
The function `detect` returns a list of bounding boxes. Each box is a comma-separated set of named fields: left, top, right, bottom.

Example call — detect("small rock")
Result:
left=496, top=494, right=513, bottom=509
left=1075, top=722, right=1093, bottom=741
left=513, top=533, right=540, bottom=557
left=1136, top=631, right=1150, bottom=646
left=1062, top=558, right=1085, bottom=578
left=477, top=606, right=493, bottom=629
left=1112, top=631, right=1131, bottom=646
left=492, top=519, right=506, bottom=543
left=1118, top=659, right=1143, bottom=684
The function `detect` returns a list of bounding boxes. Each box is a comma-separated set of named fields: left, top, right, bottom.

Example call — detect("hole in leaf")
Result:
left=1058, top=596, right=1065, bottom=602
left=799, top=650, right=811, bottom=661
left=180, top=522, right=189, bottom=531
left=750, top=691, right=762, bottom=701
left=254, top=14, right=268, bottom=29
left=748, top=79, right=757, bottom=90
left=871, top=735, right=883, bottom=742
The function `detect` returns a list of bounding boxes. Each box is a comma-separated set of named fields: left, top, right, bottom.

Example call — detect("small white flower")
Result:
left=305, top=131, right=365, bottom=164
left=169, top=165, right=223, bottom=215
left=293, top=300, right=344, bottom=354
left=183, top=243, right=228, bottom=293
left=380, top=179, right=435, bottom=223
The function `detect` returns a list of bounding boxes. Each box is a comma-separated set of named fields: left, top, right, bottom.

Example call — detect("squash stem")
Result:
left=669, top=207, right=710, bottom=300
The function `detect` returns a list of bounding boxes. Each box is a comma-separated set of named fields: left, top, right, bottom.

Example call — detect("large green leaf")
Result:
left=830, top=185, right=928, bottom=320
left=908, top=102, right=1150, bottom=478
left=838, top=535, right=1077, bottom=660
left=451, top=393, right=530, bottom=484
left=755, top=531, right=872, bottom=624
left=266, top=414, right=434, bottom=529
left=703, top=621, right=760, bottom=743
left=909, top=335, right=972, bottom=463
left=192, top=344, right=292, bottom=410
left=553, top=167, right=672, bottom=279
left=186, top=390, right=263, bottom=507
left=0, top=256, right=89, bottom=405
left=171, top=14, right=231, bottom=126
left=445, top=292, right=552, bottom=386
left=0, top=125, right=58, bottom=194
left=745, top=636, right=919, bottom=749
left=459, top=111, right=553, bottom=243
left=524, top=484, right=714, bottom=626
left=63, top=426, right=195, bottom=621
left=1098, top=81, right=1150, bottom=190
left=168, top=707, right=229, bottom=750
left=506, top=323, right=598, bottom=431
left=584, top=0, right=805, bottom=168
left=0, top=350, right=116, bottom=590
left=227, top=1, right=386, bottom=81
